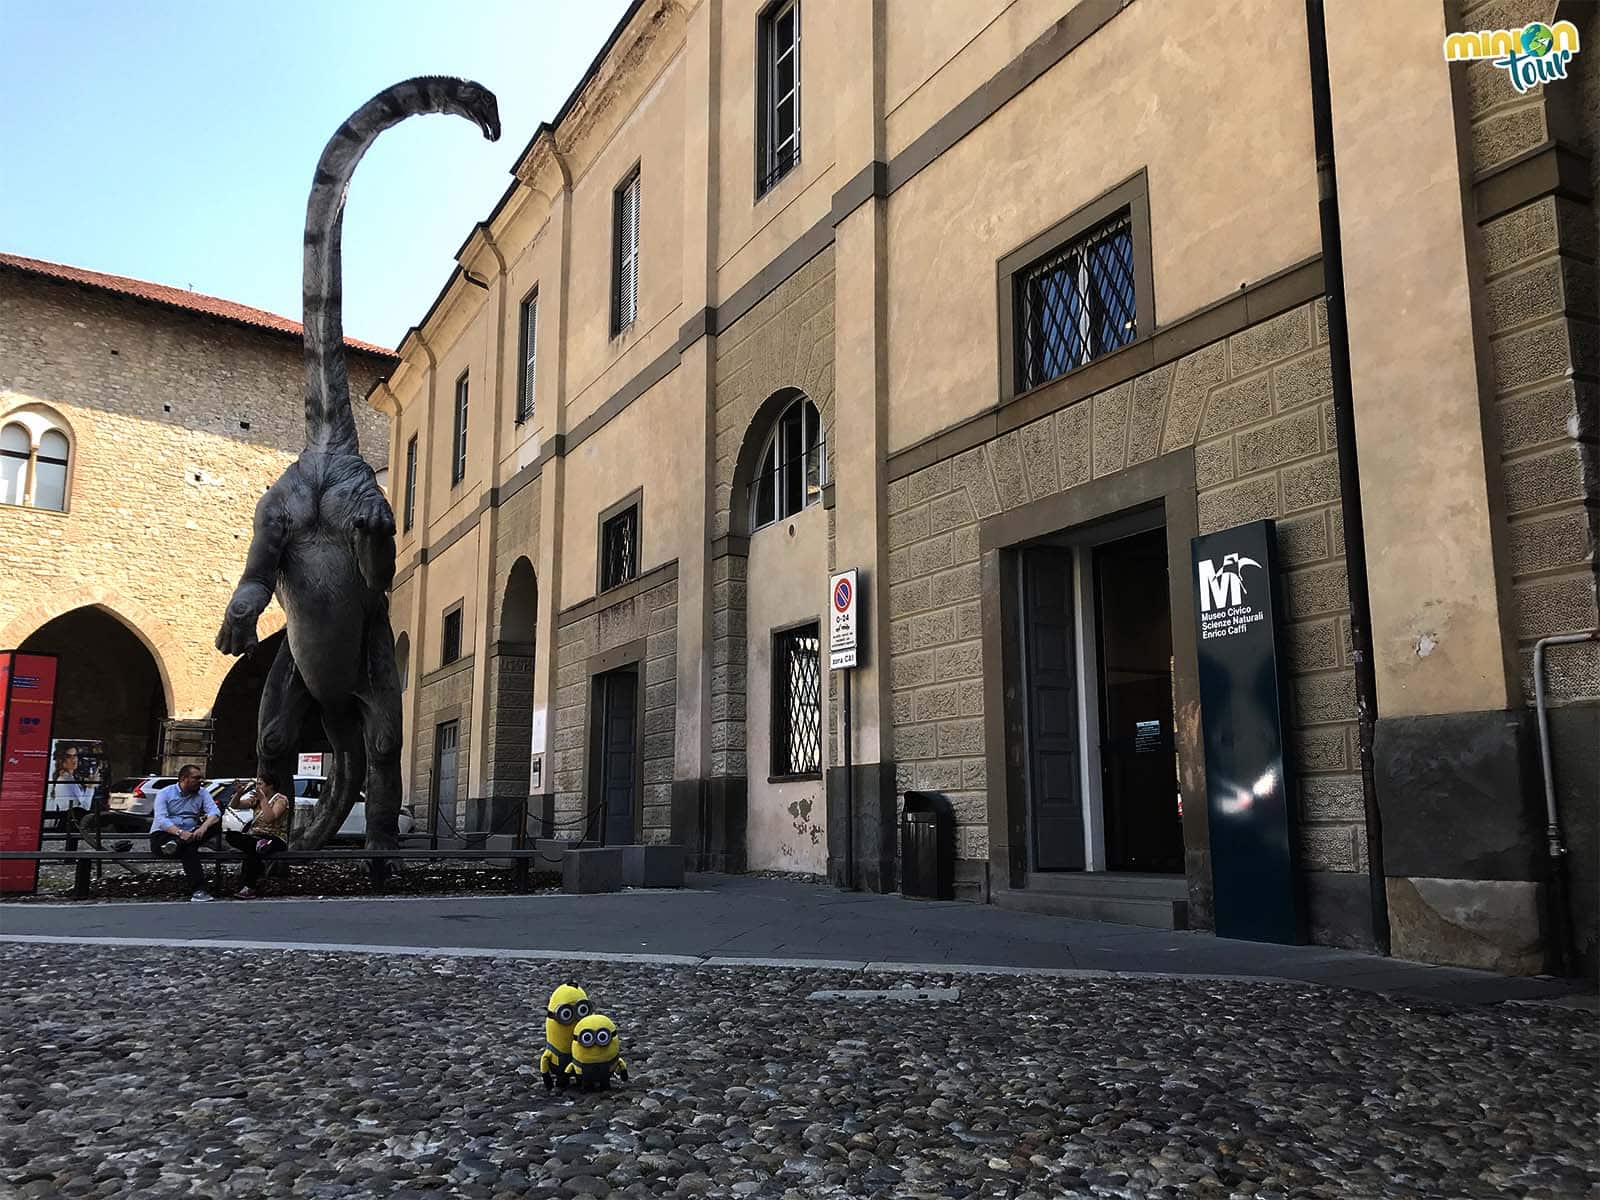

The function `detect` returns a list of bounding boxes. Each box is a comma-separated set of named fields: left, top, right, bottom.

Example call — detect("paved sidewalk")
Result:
left=0, top=874, right=1589, bottom=1005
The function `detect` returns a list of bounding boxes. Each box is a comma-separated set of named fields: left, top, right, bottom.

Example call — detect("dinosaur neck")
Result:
left=302, top=79, right=456, bottom=455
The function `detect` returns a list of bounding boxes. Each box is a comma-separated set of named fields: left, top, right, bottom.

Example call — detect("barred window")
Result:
left=772, top=623, right=821, bottom=777
left=516, top=289, right=538, bottom=424
left=1014, top=209, right=1137, bottom=393
left=612, top=168, right=641, bottom=335
left=451, top=373, right=469, bottom=486
left=403, top=434, right=417, bottom=532
left=757, top=0, right=800, bottom=196
left=751, top=396, right=824, bottom=531
left=441, top=605, right=463, bottom=667
left=600, top=503, right=638, bottom=592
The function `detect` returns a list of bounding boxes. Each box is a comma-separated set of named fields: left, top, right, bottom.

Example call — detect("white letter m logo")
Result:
left=1198, top=559, right=1235, bottom=612
left=1197, top=553, right=1262, bottom=612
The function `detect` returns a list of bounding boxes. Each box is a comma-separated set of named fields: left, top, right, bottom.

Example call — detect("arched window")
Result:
left=0, top=424, right=28, bottom=507
left=34, top=431, right=70, bottom=511
left=0, top=413, right=72, bottom=512
left=750, top=396, right=825, bottom=530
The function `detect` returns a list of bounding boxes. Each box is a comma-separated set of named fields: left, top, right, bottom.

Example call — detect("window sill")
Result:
left=1003, top=332, right=1148, bottom=408
left=768, top=772, right=822, bottom=785
left=755, top=161, right=800, bottom=204
left=0, top=499, right=69, bottom=516
left=597, top=577, right=639, bottom=598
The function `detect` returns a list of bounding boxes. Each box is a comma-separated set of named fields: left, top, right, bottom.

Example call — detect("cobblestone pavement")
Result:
left=3, top=944, right=1595, bottom=1200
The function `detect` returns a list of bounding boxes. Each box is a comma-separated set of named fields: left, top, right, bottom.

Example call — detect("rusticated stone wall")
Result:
left=886, top=300, right=1369, bottom=890
left=550, top=574, right=678, bottom=843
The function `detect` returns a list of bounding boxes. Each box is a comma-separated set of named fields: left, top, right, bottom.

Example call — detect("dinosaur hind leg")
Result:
left=358, top=616, right=404, bottom=854
left=295, top=709, right=365, bottom=850
left=258, top=641, right=316, bottom=802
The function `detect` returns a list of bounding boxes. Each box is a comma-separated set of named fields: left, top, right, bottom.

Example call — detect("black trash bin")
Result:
left=900, top=792, right=954, bottom=900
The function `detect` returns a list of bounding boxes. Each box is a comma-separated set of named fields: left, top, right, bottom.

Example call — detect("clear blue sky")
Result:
left=1, top=0, right=634, bottom=348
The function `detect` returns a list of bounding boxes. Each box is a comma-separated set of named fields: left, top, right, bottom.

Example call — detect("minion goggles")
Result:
left=547, top=999, right=593, bottom=1024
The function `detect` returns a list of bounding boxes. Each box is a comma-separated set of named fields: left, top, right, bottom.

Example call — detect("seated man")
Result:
left=148, top=765, right=221, bottom=902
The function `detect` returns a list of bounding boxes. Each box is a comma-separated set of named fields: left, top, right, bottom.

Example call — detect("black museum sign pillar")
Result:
left=1191, top=519, right=1305, bottom=944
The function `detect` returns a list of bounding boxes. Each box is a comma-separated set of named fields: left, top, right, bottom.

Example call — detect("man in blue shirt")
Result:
left=149, top=765, right=220, bottom=901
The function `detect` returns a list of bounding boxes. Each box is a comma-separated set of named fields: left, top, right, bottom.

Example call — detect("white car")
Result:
left=228, top=776, right=414, bottom=841
left=107, top=775, right=174, bottom=816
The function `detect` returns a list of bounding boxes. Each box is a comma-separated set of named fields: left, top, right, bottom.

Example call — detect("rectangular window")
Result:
left=441, top=604, right=463, bottom=666
left=451, top=373, right=469, bottom=485
left=612, top=168, right=641, bottom=335
left=516, top=289, right=538, bottom=424
left=403, top=435, right=417, bottom=532
left=1013, top=209, right=1137, bottom=393
left=757, top=0, right=801, bottom=196
left=772, top=623, right=821, bottom=777
left=600, top=503, right=639, bottom=592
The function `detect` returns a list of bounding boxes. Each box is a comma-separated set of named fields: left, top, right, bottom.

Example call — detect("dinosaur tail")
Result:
left=302, top=76, right=501, bottom=454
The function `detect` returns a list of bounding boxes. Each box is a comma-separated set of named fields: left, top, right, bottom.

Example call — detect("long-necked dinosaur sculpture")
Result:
left=217, top=78, right=500, bottom=849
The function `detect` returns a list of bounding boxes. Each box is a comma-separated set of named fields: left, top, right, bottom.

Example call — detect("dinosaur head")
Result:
left=447, top=78, right=502, bottom=142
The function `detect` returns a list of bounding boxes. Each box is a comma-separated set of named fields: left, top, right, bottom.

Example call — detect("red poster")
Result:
left=0, top=652, right=58, bottom=894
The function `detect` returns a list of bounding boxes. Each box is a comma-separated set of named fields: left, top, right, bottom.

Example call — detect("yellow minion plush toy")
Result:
left=538, top=982, right=592, bottom=1091
left=565, top=1013, right=628, bottom=1091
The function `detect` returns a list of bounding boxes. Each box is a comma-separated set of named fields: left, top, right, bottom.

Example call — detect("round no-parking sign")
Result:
left=829, top=569, right=859, bottom=669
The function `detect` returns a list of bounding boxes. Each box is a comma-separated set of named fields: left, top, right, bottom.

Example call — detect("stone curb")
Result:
left=0, top=933, right=1320, bottom=987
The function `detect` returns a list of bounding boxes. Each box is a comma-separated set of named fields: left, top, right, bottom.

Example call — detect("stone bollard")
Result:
left=562, top=846, right=624, bottom=894
left=622, top=844, right=686, bottom=888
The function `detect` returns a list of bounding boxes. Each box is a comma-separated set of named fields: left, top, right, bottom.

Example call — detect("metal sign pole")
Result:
left=829, top=568, right=861, bottom=892
left=843, top=668, right=853, bottom=890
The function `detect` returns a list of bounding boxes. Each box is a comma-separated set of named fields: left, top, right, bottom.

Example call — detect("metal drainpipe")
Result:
left=1533, top=630, right=1597, bottom=980
left=1304, top=0, right=1390, bottom=955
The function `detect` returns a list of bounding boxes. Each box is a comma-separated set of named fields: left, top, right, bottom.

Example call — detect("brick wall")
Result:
left=885, top=300, right=1368, bottom=878
left=0, top=272, right=391, bottom=717
left=550, top=574, right=678, bottom=843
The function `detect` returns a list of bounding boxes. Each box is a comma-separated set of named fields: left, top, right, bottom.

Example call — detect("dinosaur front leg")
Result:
left=218, top=488, right=291, bottom=656
left=350, top=482, right=396, bottom=594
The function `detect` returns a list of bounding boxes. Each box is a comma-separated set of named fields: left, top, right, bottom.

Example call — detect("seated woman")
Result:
left=225, top=771, right=293, bottom=899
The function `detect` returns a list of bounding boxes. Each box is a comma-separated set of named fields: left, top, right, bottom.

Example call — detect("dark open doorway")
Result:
left=590, top=666, right=640, bottom=845
left=20, top=606, right=167, bottom=780
left=1093, top=527, right=1181, bottom=873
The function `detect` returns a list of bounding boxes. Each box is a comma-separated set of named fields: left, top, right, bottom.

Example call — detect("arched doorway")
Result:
left=485, top=557, right=537, bottom=826
left=18, top=606, right=168, bottom=784
left=208, top=631, right=331, bottom=780
left=729, top=390, right=829, bottom=875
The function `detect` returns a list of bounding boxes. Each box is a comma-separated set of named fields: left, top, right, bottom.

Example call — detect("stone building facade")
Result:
left=0, top=254, right=394, bottom=778
left=380, top=0, right=1597, bottom=975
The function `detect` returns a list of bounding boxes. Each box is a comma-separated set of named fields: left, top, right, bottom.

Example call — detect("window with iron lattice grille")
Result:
left=600, top=503, right=639, bottom=592
left=772, top=623, right=821, bottom=778
left=1013, top=208, right=1137, bottom=393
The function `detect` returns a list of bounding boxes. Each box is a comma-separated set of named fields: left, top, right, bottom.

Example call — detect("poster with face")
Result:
left=47, top=738, right=105, bottom=814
